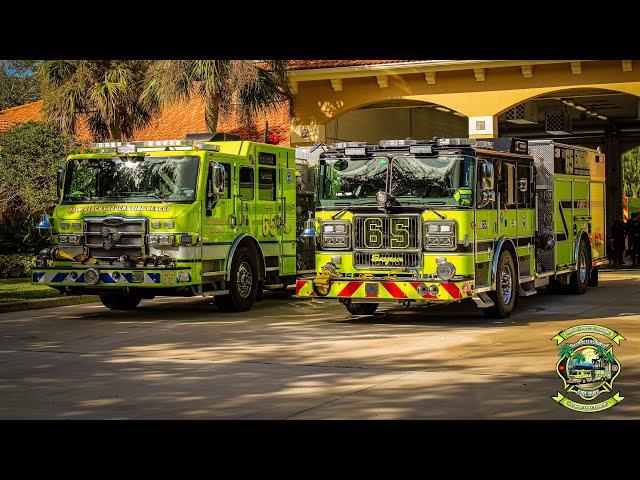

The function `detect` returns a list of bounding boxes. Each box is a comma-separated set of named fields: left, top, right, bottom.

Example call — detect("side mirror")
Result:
left=480, top=162, right=494, bottom=190
left=56, top=167, right=65, bottom=199
left=206, top=162, right=225, bottom=216
left=210, top=162, right=225, bottom=197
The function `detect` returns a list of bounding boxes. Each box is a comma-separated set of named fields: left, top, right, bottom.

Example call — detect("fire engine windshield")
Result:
left=63, top=156, right=200, bottom=203
left=391, top=155, right=474, bottom=206
left=319, top=157, right=389, bottom=204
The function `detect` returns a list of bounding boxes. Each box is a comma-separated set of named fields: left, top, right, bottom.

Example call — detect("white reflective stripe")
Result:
left=202, top=245, right=229, bottom=258
left=149, top=245, right=203, bottom=259
left=261, top=243, right=280, bottom=256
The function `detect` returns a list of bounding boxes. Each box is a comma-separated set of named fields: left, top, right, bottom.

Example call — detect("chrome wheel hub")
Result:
left=578, top=251, right=587, bottom=283
left=501, top=264, right=513, bottom=305
left=237, top=262, right=253, bottom=299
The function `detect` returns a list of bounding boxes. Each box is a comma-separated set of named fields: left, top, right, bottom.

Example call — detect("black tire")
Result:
left=569, top=238, right=590, bottom=295
left=588, top=266, right=599, bottom=287
left=215, top=246, right=258, bottom=312
left=99, top=291, right=142, bottom=310
left=484, top=250, right=517, bottom=318
left=345, top=302, right=379, bottom=315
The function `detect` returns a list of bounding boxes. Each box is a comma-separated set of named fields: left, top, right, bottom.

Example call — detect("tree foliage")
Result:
left=0, top=121, right=78, bottom=215
left=623, top=147, right=640, bottom=198
left=0, top=60, right=41, bottom=110
left=141, top=60, right=292, bottom=132
left=38, top=60, right=155, bottom=140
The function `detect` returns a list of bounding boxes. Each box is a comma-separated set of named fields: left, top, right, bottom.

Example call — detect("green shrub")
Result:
left=0, top=121, right=79, bottom=215
left=0, top=253, right=36, bottom=279
left=0, top=216, right=51, bottom=255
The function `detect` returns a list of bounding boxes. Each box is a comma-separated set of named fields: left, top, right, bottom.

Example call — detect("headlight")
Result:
left=436, top=261, right=456, bottom=281
left=424, top=221, right=457, bottom=251
left=320, top=221, right=351, bottom=250
left=148, top=233, right=174, bottom=246
left=57, top=234, right=82, bottom=245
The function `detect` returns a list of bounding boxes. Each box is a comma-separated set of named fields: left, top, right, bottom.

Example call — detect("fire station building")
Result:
left=1, top=59, right=640, bottom=222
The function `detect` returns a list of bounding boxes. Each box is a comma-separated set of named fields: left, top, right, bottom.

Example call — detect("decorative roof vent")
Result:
left=505, top=102, right=538, bottom=124
left=545, top=110, right=572, bottom=136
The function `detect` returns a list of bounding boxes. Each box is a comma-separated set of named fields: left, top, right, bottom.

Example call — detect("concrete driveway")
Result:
left=1, top=269, right=639, bottom=419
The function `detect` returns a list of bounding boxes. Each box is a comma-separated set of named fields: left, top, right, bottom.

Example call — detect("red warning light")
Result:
left=266, top=133, right=280, bottom=145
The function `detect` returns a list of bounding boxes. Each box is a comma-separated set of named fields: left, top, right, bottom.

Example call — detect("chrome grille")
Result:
left=353, top=215, right=420, bottom=251
left=353, top=251, right=421, bottom=269
left=84, top=216, right=146, bottom=259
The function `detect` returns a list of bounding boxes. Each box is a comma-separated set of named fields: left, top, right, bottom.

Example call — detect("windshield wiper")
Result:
left=423, top=203, right=445, bottom=219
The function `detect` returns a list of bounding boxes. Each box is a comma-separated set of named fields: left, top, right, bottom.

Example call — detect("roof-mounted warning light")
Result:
left=379, top=138, right=418, bottom=148
left=91, top=139, right=220, bottom=153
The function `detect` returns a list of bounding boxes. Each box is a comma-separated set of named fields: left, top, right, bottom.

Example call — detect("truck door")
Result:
left=555, top=177, right=573, bottom=267
left=255, top=147, right=280, bottom=271
left=516, top=160, right=535, bottom=277
left=498, top=159, right=518, bottom=241
left=280, top=150, right=297, bottom=276
left=474, top=157, right=498, bottom=288
left=202, top=155, right=233, bottom=245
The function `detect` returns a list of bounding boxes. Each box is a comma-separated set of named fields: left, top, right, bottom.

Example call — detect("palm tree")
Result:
left=38, top=60, right=155, bottom=140
left=141, top=60, right=292, bottom=133
left=593, top=345, right=609, bottom=368
left=559, top=345, right=573, bottom=359
left=623, top=148, right=640, bottom=198
left=570, top=351, right=586, bottom=366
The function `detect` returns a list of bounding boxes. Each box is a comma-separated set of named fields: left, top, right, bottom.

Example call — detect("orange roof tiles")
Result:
left=0, top=61, right=414, bottom=143
left=289, top=60, right=414, bottom=70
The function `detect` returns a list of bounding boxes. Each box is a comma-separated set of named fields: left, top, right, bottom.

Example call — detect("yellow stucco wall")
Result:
left=291, top=61, right=640, bottom=144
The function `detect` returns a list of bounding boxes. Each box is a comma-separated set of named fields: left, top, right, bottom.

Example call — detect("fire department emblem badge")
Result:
left=552, top=324, right=625, bottom=412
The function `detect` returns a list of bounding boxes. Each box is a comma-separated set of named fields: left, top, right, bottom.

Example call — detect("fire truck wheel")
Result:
left=484, top=251, right=517, bottom=318
left=569, top=239, right=591, bottom=295
left=344, top=302, right=378, bottom=315
left=215, top=246, right=257, bottom=312
left=99, top=291, right=142, bottom=310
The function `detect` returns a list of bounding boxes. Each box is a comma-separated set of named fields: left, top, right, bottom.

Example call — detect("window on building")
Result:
left=239, top=167, right=254, bottom=200
left=258, top=168, right=276, bottom=201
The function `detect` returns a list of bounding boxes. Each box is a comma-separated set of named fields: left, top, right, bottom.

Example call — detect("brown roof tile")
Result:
left=289, top=60, right=415, bottom=70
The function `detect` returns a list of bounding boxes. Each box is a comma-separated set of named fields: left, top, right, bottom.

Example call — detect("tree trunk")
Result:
left=205, top=95, right=220, bottom=133
left=110, top=123, right=122, bottom=141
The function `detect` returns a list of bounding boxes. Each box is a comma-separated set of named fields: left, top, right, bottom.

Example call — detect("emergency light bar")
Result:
left=379, top=139, right=418, bottom=148
left=335, top=141, right=366, bottom=149
left=91, top=139, right=220, bottom=153
left=344, top=147, right=366, bottom=156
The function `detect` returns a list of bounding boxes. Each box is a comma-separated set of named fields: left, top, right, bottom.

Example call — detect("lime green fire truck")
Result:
left=295, top=137, right=607, bottom=317
left=32, top=133, right=315, bottom=312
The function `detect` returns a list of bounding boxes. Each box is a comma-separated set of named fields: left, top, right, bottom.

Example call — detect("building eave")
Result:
left=288, top=60, right=592, bottom=83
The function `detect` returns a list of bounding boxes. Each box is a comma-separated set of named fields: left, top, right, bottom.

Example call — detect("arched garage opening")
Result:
left=497, top=88, right=640, bottom=227
left=324, top=99, right=468, bottom=145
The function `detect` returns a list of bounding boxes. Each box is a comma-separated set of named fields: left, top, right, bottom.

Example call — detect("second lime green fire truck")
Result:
left=295, top=138, right=607, bottom=317
left=32, top=133, right=315, bottom=312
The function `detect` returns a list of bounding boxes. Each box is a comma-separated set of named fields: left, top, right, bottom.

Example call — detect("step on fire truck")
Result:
left=32, top=133, right=315, bottom=312
left=295, top=137, right=607, bottom=317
